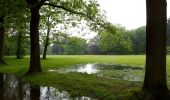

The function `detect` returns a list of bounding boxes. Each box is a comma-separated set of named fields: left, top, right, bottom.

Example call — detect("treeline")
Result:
left=43, top=17, right=170, bottom=55
left=40, top=26, right=145, bottom=55
left=5, top=17, right=170, bottom=55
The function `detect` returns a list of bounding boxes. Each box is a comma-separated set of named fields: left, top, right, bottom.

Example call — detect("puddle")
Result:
left=0, top=73, right=94, bottom=100
left=49, top=64, right=144, bottom=82
left=49, top=64, right=99, bottom=74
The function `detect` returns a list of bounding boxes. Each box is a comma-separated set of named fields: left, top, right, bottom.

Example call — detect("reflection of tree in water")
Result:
left=30, top=85, right=40, bottom=100
left=0, top=73, right=93, bottom=100
left=0, top=73, right=4, bottom=100
left=3, top=74, right=20, bottom=100
left=0, top=74, right=32, bottom=100
left=41, top=87, right=70, bottom=100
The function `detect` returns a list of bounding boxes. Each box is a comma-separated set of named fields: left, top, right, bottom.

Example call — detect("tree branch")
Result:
left=44, top=3, right=115, bottom=33
left=39, top=0, right=48, bottom=7
left=44, top=3, right=89, bottom=18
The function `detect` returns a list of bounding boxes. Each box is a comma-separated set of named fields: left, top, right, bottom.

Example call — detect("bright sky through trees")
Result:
left=98, top=0, right=170, bottom=29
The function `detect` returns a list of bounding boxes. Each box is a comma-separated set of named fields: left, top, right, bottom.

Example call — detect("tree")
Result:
left=42, top=16, right=50, bottom=59
left=142, top=0, right=169, bottom=99
left=0, top=17, right=5, bottom=64
left=51, top=43, right=64, bottom=55
left=87, top=36, right=99, bottom=54
left=63, top=36, right=87, bottom=55
left=26, top=0, right=107, bottom=73
left=40, top=6, right=66, bottom=59
left=98, top=26, right=132, bottom=54
left=26, top=0, right=46, bottom=73
left=15, top=15, right=29, bottom=59
left=129, top=26, right=146, bottom=54
left=0, top=0, right=27, bottom=64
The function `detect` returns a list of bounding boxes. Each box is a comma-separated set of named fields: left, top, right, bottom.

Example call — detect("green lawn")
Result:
left=0, top=55, right=170, bottom=99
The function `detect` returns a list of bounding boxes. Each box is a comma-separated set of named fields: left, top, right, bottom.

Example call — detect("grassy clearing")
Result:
left=0, top=55, right=170, bottom=99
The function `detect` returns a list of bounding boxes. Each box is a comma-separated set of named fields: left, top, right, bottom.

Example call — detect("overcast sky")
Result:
left=98, top=0, right=170, bottom=30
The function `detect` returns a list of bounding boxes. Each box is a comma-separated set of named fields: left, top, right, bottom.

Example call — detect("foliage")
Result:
left=128, top=26, right=146, bottom=54
left=63, top=36, right=87, bottom=54
left=50, top=36, right=87, bottom=55
left=51, top=43, right=64, bottom=54
left=5, top=20, right=30, bottom=57
left=98, top=26, right=132, bottom=54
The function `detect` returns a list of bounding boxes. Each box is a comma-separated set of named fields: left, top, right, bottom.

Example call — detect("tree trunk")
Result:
left=27, top=8, right=42, bottom=74
left=16, top=31, right=22, bottom=59
left=0, top=16, right=5, bottom=65
left=42, top=16, right=50, bottom=59
left=143, top=0, right=169, bottom=99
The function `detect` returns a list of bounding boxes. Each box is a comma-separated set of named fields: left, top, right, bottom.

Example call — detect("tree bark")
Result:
left=143, top=0, right=169, bottom=99
left=27, top=8, right=42, bottom=74
left=0, top=16, right=5, bottom=65
left=42, top=16, right=50, bottom=59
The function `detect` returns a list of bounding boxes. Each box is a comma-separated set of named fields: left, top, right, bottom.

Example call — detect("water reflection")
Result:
left=75, top=64, right=99, bottom=74
left=0, top=73, right=94, bottom=100
left=49, top=64, right=99, bottom=74
left=49, top=63, right=144, bottom=82
left=0, top=74, right=4, bottom=100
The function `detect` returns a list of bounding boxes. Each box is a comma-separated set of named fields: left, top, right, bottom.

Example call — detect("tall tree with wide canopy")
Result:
left=26, top=0, right=108, bottom=74
left=143, top=0, right=169, bottom=99
left=26, top=0, right=46, bottom=73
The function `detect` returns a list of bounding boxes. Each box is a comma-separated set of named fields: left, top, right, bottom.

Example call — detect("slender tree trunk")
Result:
left=27, top=8, right=42, bottom=74
left=42, top=16, right=50, bottom=59
left=143, top=0, right=169, bottom=99
left=16, top=31, right=22, bottom=59
left=0, top=16, right=5, bottom=64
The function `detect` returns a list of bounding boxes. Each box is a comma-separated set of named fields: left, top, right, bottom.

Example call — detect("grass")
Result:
left=0, top=55, right=170, bottom=99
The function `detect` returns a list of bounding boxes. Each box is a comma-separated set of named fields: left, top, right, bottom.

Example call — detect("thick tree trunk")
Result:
left=27, top=8, right=42, bottom=74
left=16, top=31, right=22, bottom=59
left=42, top=16, right=50, bottom=59
left=143, top=0, right=169, bottom=99
left=0, top=16, right=5, bottom=65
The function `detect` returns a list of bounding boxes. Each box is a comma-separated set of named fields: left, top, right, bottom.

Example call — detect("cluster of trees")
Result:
left=1, top=0, right=109, bottom=66
left=46, top=18, right=170, bottom=55
left=6, top=18, right=170, bottom=56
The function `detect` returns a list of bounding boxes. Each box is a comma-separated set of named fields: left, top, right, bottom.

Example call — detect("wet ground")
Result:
left=49, top=63, right=144, bottom=81
left=0, top=73, right=94, bottom=100
left=0, top=64, right=145, bottom=100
